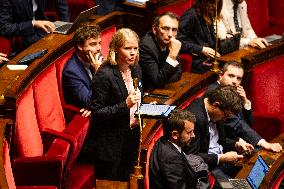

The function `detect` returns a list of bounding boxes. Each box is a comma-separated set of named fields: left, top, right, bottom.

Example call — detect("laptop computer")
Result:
left=217, top=155, right=270, bottom=189
left=53, top=5, right=98, bottom=34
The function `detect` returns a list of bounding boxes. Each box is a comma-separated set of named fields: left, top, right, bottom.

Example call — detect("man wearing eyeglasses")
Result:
left=139, top=12, right=182, bottom=91
left=184, top=86, right=254, bottom=179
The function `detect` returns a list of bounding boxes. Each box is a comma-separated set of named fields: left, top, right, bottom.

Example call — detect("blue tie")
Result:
left=233, top=3, right=242, bottom=33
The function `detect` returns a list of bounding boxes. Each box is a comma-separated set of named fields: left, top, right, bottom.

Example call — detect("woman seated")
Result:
left=178, top=0, right=222, bottom=74
left=82, top=28, right=142, bottom=181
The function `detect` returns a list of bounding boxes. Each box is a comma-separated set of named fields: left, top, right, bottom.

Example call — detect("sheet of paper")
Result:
left=7, top=65, right=28, bottom=70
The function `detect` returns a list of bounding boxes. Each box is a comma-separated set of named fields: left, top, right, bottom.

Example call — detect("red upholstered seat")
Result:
left=4, top=140, right=58, bottom=189
left=14, top=85, right=70, bottom=188
left=0, top=36, right=13, bottom=55
left=156, top=0, right=194, bottom=16
left=31, top=54, right=94, bottom=188
left=250, top=55, right=284, bottom=141
left=247, top=0, right=284, bottom=36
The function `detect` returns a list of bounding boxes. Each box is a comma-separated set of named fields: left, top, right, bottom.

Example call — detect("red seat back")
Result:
left=157, top=0, right=194, bottom=17
left=250, top=56, right=284, bottom=115
left=101, top=26, right=117, bottom=58
left=246, top=0, right=269, bottom=37
left=15, top=86, right=43, bottom=158
left=0, top=37, right=13, bottom=55
left=67, top=0, right=95, bottom=21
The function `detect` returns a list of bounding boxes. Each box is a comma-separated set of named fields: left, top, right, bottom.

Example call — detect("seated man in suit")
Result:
left=185, top=86, right=254, bottom=179
left=62, top=25, right=103, bottom=114
left=218, top=0, right=268, bottom=49
left=0, top=0, right=56, bottom=49
left=150, top=109, right=209, bottom=189
left=206, top=61, right=282, bottom=152
left=139, top=12, right=182, bottom=91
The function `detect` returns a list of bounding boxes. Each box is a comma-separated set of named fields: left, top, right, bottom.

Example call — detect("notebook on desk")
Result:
left=217, top=155, right=270, bottom=189
left=53, top=6, right=98, bottom=34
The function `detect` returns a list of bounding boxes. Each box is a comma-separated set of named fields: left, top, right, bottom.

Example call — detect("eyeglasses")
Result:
left=158, top=26, right=178, bottom=34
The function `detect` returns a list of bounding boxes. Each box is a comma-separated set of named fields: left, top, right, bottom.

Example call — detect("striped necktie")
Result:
left=233, top=3, right=242, bottom=32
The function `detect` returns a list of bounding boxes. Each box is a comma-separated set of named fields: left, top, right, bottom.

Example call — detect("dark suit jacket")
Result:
left=177, top=8, right=216, bottom=74
left=55, top=0, right=70, bottom=22
left=139, top=31, right=182, bottom=91
left=0, top=0, right=47, bottom=48
left=184, top=98, right=237, bottom=169
left=84, top=63, right=143, bottom=163
left=62, top=53, right=93, bottom=109
left=149, top=137, right=198, bottom=189
left=205, top=82, right=261, bottom=145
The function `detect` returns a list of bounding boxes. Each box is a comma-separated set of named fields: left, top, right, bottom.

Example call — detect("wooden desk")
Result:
left=236, top=133, right=284, bottom=189
left=218, top=40, right=284, bottom=71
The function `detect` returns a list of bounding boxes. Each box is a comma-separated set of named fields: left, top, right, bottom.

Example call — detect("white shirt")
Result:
left=217, top=0, right=257, bottom=48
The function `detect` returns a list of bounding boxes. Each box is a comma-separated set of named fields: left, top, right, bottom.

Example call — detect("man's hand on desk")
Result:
left=0, top=53, right=9, bottom=64
left=259, top=140, right=282, bottom=152
left=248, top=38, right=269, bottom=49
left=202, top=47, right=220, bottom=59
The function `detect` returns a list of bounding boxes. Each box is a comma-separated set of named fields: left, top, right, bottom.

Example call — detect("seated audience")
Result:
left=205, top=61, right=282, bottom=152
left=150, top=109, right=210, bottom=189
left=139, top=12, right=182, bottom=91
left=0, top=0, right=69, bottom=49
left=84, top=28, right=142, bottom=181
left=218, top=0, right=268, bottom=49
left=0, top=53, right=9, bottom=64
left=178, top=0, right=221, bottom=74
left=185, top=86, right=254, bottom=179
left=62, top=25, right=103, bottom=110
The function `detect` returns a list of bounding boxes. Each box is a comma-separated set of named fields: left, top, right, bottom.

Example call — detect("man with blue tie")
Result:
left=62, top=25, right=103, bottom=112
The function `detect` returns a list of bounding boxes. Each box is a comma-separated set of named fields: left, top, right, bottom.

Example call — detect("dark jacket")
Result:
left=84, top=63, right=143, bottom=163
left=139, top=31, right=182, bottom=91
left=178, top=8, right=216, bottom=74
left=62, top=53, right=93, bottom=109
left=0, top=0, right=47, bottom=48
left=184, top=98, right=237, bottom=169
left=149, top=137, right=198, bottom=189
left=204, top=82, right=261, bottom=146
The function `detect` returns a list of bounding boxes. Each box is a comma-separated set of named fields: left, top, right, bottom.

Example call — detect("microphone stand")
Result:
left=130, top=79, right=144, bottom=189
left=211, top=0, right=221, bottom=73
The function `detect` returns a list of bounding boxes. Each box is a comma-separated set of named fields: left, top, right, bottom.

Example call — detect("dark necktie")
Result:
left=233, top=3, right=241, bottom=32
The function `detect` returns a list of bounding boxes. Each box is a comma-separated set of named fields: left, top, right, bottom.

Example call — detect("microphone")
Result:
left=131, top=66, right=139, bottom=90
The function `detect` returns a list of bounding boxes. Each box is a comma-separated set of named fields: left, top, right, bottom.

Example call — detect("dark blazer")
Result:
left=62, top=53, right=93, bottom=109
left=205, top=82, right=261, bottom=145
left=178, top=8, right=216, bottom=74
left=0, top=0, right=47, bottom=48
left=84, top=63, right=143, bottom=163
left=184, top=98, right=237, bottom=169
left=139, top=31, right=182, bottom=91
left=149, top=137, right=198, bottom=189
left=55, top=0, right=70, bottom=22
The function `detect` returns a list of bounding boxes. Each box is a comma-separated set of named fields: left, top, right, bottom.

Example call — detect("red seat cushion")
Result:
left=16, top=86, right=43, bottom=158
